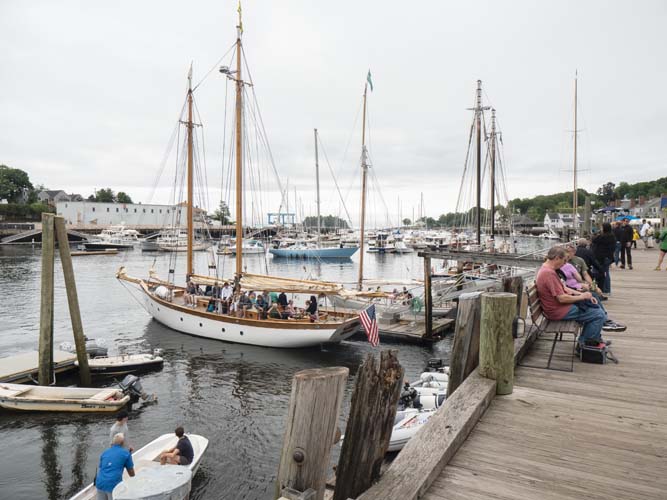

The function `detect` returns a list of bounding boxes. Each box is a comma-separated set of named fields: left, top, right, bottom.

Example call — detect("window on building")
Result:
left=125, top=208, right=128, bottom=212
left=116, top=208, right=119, bottom=212
left=65, top=203, right=68, bottom=208
left=151, top=209, right=154, bottom=213
left=107, top=208, right=110, bottom=212
left=167, top=210, right=170, bottom=214
left=134, top=209, right=137, bottom=213
left=143, top=209, right=146, bottom=213
left=92, top=207, right=95, bottom=212
left=159, top=209, right=162, bottom=214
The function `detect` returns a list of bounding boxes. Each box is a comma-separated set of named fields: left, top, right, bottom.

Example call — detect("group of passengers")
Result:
left=182, top=277, right=319, bottom=321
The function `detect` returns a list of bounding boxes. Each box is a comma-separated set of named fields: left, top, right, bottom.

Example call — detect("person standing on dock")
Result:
left=96, top=433, right=135, bottom=499
left=655, top=226, right=667, bottom=270
left=619, top=218, right=634, bottom=269
left=109, top=410, right=133, bottom=452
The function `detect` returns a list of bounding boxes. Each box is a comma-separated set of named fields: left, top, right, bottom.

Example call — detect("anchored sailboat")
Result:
left=117, top=6, right=361, bottom=348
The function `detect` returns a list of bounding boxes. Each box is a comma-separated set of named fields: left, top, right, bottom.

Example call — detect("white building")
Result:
left=56, top=201, right=206, bottom=226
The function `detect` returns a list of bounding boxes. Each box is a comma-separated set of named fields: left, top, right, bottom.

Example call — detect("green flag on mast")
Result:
left=366, top=70, right=373, bottom=92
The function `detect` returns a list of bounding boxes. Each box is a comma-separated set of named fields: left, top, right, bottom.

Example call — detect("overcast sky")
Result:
left=2, top=1, right=666, bottom=224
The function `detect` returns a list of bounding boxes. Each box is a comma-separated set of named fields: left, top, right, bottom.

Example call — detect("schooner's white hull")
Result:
left=136, top=286, right=358, bottom=348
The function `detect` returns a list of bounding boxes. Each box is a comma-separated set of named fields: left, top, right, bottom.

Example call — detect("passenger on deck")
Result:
left=185, top=279, right=197, bottom=307
left=256, top=294, right=268, bottom=319
left=536, top=247, right=609, bottom=346
left=268, top=303, right=282, bottom=319
left=305, top=295, right=319, bottom=321
left=285, top=300, right=296, bottom=318
left=278, top=291, right=288, bottom=308
left=221, top=282, right=233, bottom=301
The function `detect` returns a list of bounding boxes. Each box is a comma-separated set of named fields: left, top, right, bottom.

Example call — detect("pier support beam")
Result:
left=478, top=292, right=516, bottom=395
left=334, top=350, right=403, bottom=500
left=276, top=367, right=349, bottom=500
left=38, top=213, right=55, bottom=386
left=54, top=216, right=91, bottom=386
left=447, top=292, right=482, bottom=396
left=423, top=256, right=433, bottom=338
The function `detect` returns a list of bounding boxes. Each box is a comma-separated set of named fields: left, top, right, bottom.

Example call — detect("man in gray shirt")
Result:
left=109, top=411, right=133, bottom=452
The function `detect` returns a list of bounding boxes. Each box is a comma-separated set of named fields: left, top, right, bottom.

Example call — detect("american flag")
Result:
left=359, top=304, right=379, bottom=347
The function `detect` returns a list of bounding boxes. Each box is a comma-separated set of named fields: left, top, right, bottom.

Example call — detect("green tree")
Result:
left=596, top=182, right=616, bottom=204
left=95, top=188, right=116, bottom=203
left=211, top=201, right=231, bottom=224
left=0, top=165, right=33, bottom=203
left=303, top=214, right=349, bottom=230
left=116, top=191, right=133, bottom=204
left=402, top=218, right=411, bottom=226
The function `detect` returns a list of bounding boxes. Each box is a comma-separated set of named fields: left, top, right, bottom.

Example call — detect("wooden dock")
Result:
left=357, top=249, right=667, bottom=500
left=404, top=249, right=667, bottom=500
left=376, top=317, right=454, bottom=343
left=0, top=350, right=78, bottom=383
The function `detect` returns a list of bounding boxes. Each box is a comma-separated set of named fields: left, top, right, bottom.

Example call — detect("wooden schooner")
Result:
left=117, top=6, right=363, bottom=348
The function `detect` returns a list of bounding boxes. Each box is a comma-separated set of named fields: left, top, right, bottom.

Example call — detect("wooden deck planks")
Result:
left=0, top=349, right=77, bottom=383
left=424, top=250, right=667, bottom=500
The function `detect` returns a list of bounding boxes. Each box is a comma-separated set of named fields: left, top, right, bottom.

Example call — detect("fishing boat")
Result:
left=76, top=352, right=164, bottom=376
left=117, top=7, right=361, bottom=348
left=388, top=407, right=436, bottom=452
left=228, top=238, right=265, bottom=254
left=69, top=433, right=209, bottom=500
left=0, top=383, right=129, bottom=412
left=157, top=229, right=210, bottom=252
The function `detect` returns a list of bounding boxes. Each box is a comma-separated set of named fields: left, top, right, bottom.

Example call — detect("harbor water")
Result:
left=0, top=238, right=546, bottom=499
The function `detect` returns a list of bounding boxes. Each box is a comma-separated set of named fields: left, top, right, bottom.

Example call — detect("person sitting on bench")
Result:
left=536, top=247, right=610, bottom=346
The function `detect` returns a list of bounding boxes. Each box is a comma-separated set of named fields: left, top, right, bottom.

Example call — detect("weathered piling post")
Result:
left=54, top=216, right=91, bottom=385
left=38, top=213, right=55, bottom=385
left=275, top=367, right=349, bottom=500
left=446, top=292, right=482, bottom=396
left=333, top=350, right=403, bottom=500
left=423, top=256, right=433, bottom=338
left=502, top=276, right=524, bottom=320
left=478, top=292, right=516, bottom=395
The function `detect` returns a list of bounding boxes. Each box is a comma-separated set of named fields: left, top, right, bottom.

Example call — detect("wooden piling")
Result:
left=54, top=216, right=91, bottom=386
left=423, top=256, right=433, bottom=338
left=275, top=367, right=349, bottom=500
left=38, top=213, right=55, bottom=386
left=446, top=292, right=482, bottom=396
left=502, top=275, right=524, bottom=320
left=478, top=292, right=516, bottom=395
left=333, top=350, right=403, bottom=500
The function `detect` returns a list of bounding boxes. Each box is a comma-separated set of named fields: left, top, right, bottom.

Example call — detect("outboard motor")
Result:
left=425, top=358, right=444, bottom=372
left=399, top=382, right=421, bottom=410
left=119, top=374, right=156, bottom=402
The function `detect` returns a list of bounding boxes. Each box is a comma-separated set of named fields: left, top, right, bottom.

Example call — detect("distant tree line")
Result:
left=87, top=188, right=133, bottom=204
left=0, top=164, right=52, bottom=220
left=303, top=215, right=349, bottom=230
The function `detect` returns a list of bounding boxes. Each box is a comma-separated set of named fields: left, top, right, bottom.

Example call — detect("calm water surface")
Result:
left=0, top=238, right=546, bottom=499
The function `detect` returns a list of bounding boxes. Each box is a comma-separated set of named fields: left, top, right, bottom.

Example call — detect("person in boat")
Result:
left=285, top=300, right=296, bottom=318
left=206, top=297, right=216, bottom=313
left=96, top=433, right=135, bottom=500
left=256, top=293, right=267, bottom=319
left=268, top=302, right=282, bottom=319
left=159, top=426, right=194, bottom=466
left=221, top=281, right=233, bottom=301
left=278, top=291, right=288, bottom=308
left=109, top=410, right=133, bottom=452
left=305, top=295, right=318, bottom=321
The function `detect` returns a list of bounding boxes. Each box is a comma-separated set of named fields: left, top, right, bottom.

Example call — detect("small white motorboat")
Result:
left=76, top=352, right=164, bottom=376
left=70, top=433, right=209, bottom=500
left=0, top=383, right=129, bottom=412
left=388, top=407, right=436, bottom=452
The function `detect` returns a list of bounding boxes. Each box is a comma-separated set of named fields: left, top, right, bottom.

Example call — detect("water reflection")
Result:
left=41, top=426, right=63, bottom=500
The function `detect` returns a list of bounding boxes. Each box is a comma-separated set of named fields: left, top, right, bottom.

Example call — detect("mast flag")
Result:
left=366, top=70, right=373, bottom=92
left=237, top=1, right=243, bottom=33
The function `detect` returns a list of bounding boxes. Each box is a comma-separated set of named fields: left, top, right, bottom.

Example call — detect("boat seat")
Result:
left=90, top=389, right=118, bottom=401
left=0, top=385, right=33, bottom=397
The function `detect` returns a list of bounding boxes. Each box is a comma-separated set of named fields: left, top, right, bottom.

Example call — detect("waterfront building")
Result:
left=56, top=200, right=206, bottom=227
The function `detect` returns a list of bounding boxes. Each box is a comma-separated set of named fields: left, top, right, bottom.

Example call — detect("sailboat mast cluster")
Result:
left=357, top=81, right=369, bottom=291
left=234, top=14, right=244, bottom=277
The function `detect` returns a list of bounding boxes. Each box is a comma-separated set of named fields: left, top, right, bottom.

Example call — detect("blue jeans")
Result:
left=594, top=258, right=611, bottom=294
left=613, top=242, right=621, bottom=266
left=562, top=303, right=607, bottom=344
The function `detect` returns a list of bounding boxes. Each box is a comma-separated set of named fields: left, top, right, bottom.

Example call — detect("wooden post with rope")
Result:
left=446, top=292, right=482, bottom=396
left=54, top=216, right=91, bottom=386
left=423, top=256, right=433, bottom=338
left=38, top=213, right=55, bottom=386
left=333, top=350, right=403, bottom=500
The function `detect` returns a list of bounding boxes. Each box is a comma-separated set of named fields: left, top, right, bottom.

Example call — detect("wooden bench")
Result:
left=521, top=283, right=580, bottom=372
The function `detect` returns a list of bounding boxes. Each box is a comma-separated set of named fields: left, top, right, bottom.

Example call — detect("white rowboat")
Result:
left=0, top=383, right=129, bottom=412
left=70, top=433, right=209, bottom=500
left=75, top=353, right=164, bottom=375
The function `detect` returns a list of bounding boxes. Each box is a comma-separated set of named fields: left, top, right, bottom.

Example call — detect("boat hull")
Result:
left=76, top=355, right=164, bottom=376
left=137, top=286, right=359, bottom=348
left=0, top=384, right=129, bottom=412
left=84, top=242, right=134, bottom=250
left=269, top=246, right=358, bottom=259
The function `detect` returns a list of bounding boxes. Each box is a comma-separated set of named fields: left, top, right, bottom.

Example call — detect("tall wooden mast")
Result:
left=234, top=9, right=244, bottom=277
left=186, top=66, right=195, bottom=277
left=314, top=128, right=321, bottom=244
left=489, top=108, right=497, bottom=239
left=357, top=84, right=369, bottom=291
left=573, top=71, right=579, bottom=232
left=475, top=80, right=483, bottom=245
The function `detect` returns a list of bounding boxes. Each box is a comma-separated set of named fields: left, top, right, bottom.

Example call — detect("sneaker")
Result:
left=603, top=322, right=626, bottom=332
left=629, top=266, right=633, bottom=270
left=655, top=266, right=661, bottom=271
left=619, top=265, right=625, bottom=269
